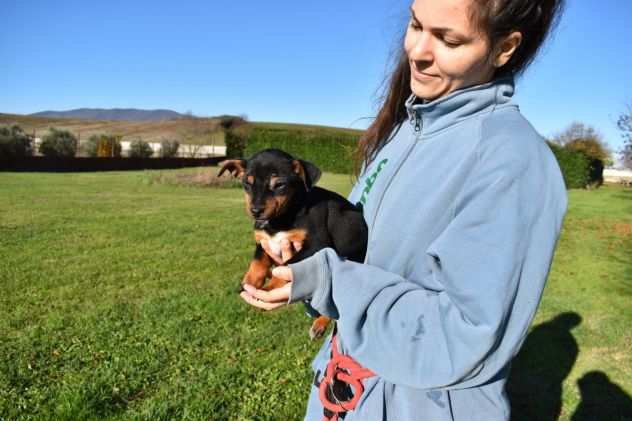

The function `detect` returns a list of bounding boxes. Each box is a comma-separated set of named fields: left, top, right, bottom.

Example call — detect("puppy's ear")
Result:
left=218, top=159, right=247, bottom=180
left=292, top=159, right=322, bottom=191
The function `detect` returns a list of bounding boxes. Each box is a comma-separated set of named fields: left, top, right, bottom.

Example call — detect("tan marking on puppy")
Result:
left=285, top=228, right=307, bottom=245
left=246, top=175, right=254, bottom=185
left=254, top=230, right=268, bottom=244
left=242, top=253, right=273, bottom=289
left=292, top=160, right=308, bottom=190
left=244, top=193, right=253, bottom=217
left=272, top=195, right=290, bottom=218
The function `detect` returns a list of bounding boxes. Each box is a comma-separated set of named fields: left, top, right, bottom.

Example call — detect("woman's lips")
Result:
left=411, top=62, right=438, bottom=81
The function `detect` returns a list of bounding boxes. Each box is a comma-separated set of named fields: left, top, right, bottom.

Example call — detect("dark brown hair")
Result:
left=354, top=0, right=565, bottom=176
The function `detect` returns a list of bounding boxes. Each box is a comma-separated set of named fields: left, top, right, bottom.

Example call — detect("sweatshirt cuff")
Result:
left=288, top=248, right=338, bottom=319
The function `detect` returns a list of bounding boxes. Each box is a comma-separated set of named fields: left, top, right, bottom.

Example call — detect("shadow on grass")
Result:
left=507, top=312, right=580, bottom=420
left=571, top=371, right=632, bottom=420
left=507, top=312, right=632, bottom=420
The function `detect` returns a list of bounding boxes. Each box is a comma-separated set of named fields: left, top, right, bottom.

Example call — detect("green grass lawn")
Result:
left=1, top=170, right=630, bottom=420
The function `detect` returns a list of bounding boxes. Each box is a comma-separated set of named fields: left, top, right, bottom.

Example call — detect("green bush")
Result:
left=225, top=128, right=248, bottom=158
left=244, top=126, right=361, bottom=174
left=547, top=141, right=602, bottom=189
left=218, top=115, right=247, bottom=131
left=128, top=138, right=153, bottom=158
left=39, top=128, right=78, bottom=157
left=160, top=139, right=180, bottom=158
left=83, top=135, right=99, bottom=157
left=0, top=124, right=34, bottom=159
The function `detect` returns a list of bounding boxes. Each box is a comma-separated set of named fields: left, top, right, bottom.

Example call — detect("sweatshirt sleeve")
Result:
left=288, top=157, right=558, bottom=390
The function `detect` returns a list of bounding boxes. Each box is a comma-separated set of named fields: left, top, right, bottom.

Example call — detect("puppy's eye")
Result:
left=274, top=182, right=287, bottom=192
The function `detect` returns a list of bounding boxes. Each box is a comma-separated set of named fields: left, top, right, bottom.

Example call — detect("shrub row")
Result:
left=1, top=157, right=225, bottom=172
left=547, top=142, right=603, bottom=189
left=242, top=126, right=361, bottom=174
left=232, top=127, right=604, bottom=188
left=1, top=123, right=604, bottom=188
left=0, top=124, right=185, bottom=160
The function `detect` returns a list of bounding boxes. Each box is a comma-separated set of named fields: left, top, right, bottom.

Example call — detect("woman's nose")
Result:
left=409, top=32, right=434, bottom=62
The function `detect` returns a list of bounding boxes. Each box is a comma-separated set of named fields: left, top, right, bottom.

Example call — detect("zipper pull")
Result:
left=414, top=112, right=422, bottom=133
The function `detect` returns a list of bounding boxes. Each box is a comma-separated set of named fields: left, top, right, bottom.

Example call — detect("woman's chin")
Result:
left=411, top=79, right=445, bottom=102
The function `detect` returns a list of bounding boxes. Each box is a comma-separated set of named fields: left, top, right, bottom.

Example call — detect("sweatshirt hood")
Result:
left=405, top=77, right=515, bottom=135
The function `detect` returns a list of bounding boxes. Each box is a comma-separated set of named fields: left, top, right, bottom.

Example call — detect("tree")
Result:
left=617, top=104, right=632, bottom=169
left=128, top=138, right=153, bottom=158
left=84, top=134, right=122, bottom=157
left=565, top=138, right=612, bottom=167
left=159, top=138, right=180, bottom=158
left=0, top=124, right=34, bottom=159
left=553, top=122, right=612, bottom=166
left=39, top=128, right=78, bottom=157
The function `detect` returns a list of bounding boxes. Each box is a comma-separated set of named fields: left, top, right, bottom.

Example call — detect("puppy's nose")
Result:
left=250, top=206, right=264, bottom=218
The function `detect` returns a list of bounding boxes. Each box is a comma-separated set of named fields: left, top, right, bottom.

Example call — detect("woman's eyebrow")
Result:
left=409, top=7, right=421, bottom=25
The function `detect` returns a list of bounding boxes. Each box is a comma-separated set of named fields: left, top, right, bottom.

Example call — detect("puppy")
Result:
left=219, top=148, right=368, bottom=339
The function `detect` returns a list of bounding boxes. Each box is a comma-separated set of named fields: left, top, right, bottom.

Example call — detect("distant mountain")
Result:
left=30, top=108, right=186, bottom=122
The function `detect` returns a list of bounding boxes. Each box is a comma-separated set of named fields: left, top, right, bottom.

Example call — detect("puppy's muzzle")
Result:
left=250, top=206, right=264, bottom=218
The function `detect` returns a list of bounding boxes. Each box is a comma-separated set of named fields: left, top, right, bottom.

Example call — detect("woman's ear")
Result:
left=493, top=31, right=522, bottom=68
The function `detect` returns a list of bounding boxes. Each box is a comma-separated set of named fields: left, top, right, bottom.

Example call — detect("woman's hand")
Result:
left=239, top=266, right=294, bottom=310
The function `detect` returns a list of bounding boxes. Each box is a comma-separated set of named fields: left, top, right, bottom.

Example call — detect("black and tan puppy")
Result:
left=219, top=148, right=367, bottom=339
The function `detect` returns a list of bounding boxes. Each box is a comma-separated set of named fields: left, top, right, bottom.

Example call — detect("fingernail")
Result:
left=243, top=284, right=254, bottom=292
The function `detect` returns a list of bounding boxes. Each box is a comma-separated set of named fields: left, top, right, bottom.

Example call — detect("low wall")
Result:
left=1, top=156, right=225, bottom=172
left=603, top=168, right=632, bottom=184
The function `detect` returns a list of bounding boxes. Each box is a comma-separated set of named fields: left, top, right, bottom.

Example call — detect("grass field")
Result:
left=0, top=170, right=630, bottom=420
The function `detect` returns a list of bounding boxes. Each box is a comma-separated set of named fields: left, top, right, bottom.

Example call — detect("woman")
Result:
left=240, top=0, right=567, bottom=419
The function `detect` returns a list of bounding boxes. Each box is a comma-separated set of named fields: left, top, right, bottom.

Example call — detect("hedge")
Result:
left=228, top=125, right=603, bottom=189
left=243, top=126, right=360, bottom=174
left=1, top=157, right=225, bottom=172
left=547, top=142, right=603, bottom=189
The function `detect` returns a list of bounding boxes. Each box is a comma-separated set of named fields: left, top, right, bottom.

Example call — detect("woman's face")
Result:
left=404, top=0, right=496, bottom=101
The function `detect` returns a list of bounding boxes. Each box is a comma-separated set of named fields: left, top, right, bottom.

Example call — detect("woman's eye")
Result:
left=409, top=19, right=421, bottom=31
left=441, top=38, right=462, bottom=48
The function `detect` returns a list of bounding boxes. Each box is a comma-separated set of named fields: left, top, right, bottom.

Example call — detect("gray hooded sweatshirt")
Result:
left=288, top=77, right=568, bottom=420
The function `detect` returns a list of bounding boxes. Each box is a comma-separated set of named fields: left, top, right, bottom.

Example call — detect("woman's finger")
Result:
left=272, top=266, right=294, bottom=282
left=240, top=290, right=287, bottom=311
left=242, top=283, right=291, bottom=303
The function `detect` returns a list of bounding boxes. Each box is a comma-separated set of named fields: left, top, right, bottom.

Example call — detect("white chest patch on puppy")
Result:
left=254, top=229, right=308, bottom=259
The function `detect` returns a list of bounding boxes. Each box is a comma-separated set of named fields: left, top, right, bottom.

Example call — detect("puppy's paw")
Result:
left=309, top=318, right=329, bottom=340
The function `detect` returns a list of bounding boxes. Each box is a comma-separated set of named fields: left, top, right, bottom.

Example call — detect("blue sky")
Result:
left=2, top=0, right=631, bottom=162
